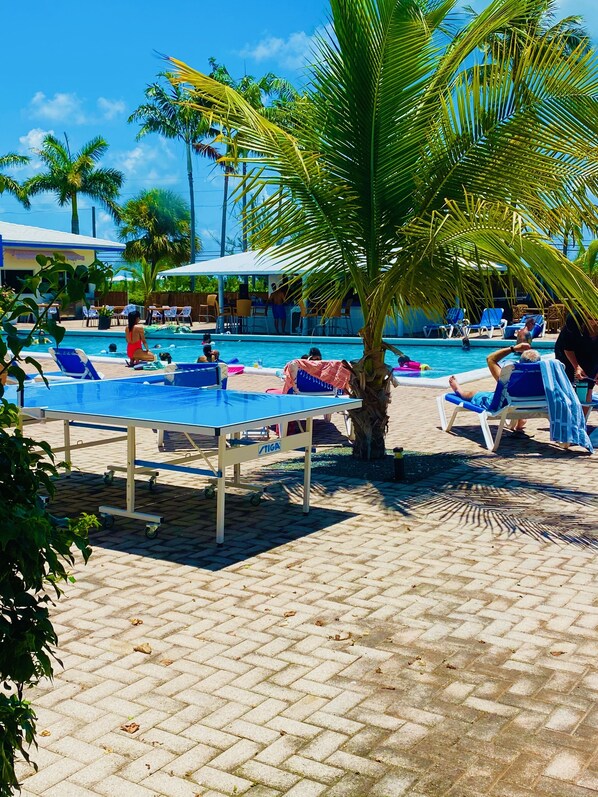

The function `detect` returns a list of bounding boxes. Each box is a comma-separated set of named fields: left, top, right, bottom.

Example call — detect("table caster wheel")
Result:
left=204, top=485, right=216, bottom=499
left=249, top=492, right=262, bottom=507
left=103, top=470, right=114, bottom=486
left=100, top=513, right=115, bottom=529
left=145, top=524, right=159, bottom=539
left=148, top=476, right=157, bottom=492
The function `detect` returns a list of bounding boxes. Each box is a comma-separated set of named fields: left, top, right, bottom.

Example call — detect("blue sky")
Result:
left=1, top=0, right=596, bottom=259
left=0, top=0, right=327, bottom=255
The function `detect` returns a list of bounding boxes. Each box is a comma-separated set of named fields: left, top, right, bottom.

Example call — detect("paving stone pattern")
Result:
left=14, top=364, right=598, bottom=797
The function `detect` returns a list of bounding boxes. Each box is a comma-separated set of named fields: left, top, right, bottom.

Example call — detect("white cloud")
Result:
left=240, top=29, right=319, bottom=70
left=18, top=127, right=53, bottom=153
left=11, top=128, right=56, bottom=176
left=97, top=97, right=126, bottom=120
left=110, top=139, right=179, bottom=190
left=28, top=91, right=87, bottom=124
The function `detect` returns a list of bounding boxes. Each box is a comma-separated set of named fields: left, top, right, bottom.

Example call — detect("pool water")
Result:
left=20, top=331, right=554, bottom=377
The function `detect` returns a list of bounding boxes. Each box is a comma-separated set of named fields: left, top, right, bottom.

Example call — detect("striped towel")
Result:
left=540, top=359, right=593, bottom=453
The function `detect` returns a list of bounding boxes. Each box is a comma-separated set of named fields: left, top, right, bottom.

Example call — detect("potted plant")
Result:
left=97, top=306, right=113, bottom=330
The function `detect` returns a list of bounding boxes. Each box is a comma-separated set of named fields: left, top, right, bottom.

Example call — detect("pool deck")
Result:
left=12, top=357, right=598, bottom=797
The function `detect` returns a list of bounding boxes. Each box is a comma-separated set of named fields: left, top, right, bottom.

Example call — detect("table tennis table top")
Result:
left=6, top=377, right=361, bottom=435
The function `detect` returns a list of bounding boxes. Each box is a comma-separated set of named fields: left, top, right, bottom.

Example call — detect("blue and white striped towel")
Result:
left=540, top=359, right=593, bottom=453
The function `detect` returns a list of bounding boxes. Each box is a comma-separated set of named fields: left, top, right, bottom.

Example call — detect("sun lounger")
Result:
left=49, top=347, right=104, bottom=380
left=423, top=307, right=465, bottom=338
left=437, top=362, right=547, bottom=451
left=437, top=361, right=549, bottom=451
left=463, top=308, right=506, bottom=338
left=503, top=314, right=546, bottom=340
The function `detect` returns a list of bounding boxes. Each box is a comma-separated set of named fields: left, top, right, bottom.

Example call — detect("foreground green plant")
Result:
left=0, top=254, right=98, bottom=795
left=171, top=0, right=598, bottom=459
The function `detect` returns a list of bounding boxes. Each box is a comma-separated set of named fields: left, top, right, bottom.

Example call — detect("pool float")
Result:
left=393, top=360, right=431, bottom=372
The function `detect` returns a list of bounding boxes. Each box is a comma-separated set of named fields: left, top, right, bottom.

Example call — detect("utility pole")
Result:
left=91, top=206, right=96, bottom=238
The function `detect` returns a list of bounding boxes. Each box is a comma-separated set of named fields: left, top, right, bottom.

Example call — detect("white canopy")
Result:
left=160, top=249, right=310, bottom=278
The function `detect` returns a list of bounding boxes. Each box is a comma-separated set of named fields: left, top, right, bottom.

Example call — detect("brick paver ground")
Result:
left=12, top=356, right=598, bottom=797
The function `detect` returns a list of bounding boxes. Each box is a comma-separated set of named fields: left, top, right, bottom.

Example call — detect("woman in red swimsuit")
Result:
left=125, top=311, right=154, bottom=365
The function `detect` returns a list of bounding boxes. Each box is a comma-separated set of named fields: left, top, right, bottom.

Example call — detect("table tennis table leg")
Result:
left=216, top=433, right=226, bottom=545
left=303, top=417, right=313, bottom=515
left=127, top=426, right=136, bottom=513
left=63, top=420, right=71, bottom=475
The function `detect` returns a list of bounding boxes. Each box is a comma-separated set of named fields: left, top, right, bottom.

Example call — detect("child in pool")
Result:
left=197, top=344, right=220, bottom=363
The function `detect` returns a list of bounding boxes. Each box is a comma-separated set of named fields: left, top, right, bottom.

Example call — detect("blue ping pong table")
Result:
left=15, top=378, right=362, bottom=543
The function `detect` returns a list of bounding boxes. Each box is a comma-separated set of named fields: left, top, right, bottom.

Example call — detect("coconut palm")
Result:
left=24, top=134, right=122, bottom=234
left=0, top=153, right=30, bottom=207
left=118, top=188, right=191, bottom=299
left=170, top=0, right=598, bottom=459
left=129, top=75, right=220, bottom=272
left=205, top=59, right=298, bottom=255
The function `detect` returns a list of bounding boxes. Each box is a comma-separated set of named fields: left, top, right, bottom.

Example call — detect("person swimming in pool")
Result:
left=108, top=343, right=117, bottom=353
left=125, top=311, right=155, bottom=366
left=197, top=343, right=220, bottom=363
left=301, top=347, right=322, bottom=361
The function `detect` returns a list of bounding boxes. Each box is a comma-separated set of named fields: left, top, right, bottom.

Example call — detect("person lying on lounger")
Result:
left=449, top=342, right=541, bottom=431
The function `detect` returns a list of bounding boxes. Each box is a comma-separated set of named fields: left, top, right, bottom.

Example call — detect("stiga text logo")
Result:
left=258, top=441, right=281, bottom=456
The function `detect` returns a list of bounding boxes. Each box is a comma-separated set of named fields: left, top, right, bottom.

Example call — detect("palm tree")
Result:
left=0, top=153, right=31, bottom=207
left=128, top=74, right=220, bottom=275
left=118, top=188, right=191, bottom=300
left=25, top=134, right=123, bottom=234
left=170, top=0, right=598, bottom=459
left=206, top=59, right=297, bottom=256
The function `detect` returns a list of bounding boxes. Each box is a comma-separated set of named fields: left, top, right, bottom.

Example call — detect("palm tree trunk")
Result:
left=346, top=326, right=393, bottom=460
left=186, top=140, right=196, bottom=291
left=218, top=170, right=230, bottom=332
left=242, top=161, right=248, bottom=287
left=71, top=192, right=79, bottom=235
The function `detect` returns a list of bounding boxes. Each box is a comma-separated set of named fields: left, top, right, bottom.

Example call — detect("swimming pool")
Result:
left=20, top=330, right=555, bottom=380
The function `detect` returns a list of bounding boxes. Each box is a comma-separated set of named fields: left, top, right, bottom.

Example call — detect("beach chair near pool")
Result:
left=269, top=359, right=353, bottom=435
left=82, top=306, right=99, bottom=326
left=49, top=347, right=104, bottom=381
left=502, top=314, right=546, bottom=340
left=176, top=306, right=193, bottom=325
left=437, top=361, right=549, bottom=451
left=423, top=307, right=465, bottom=338
left=463, top=308, right=506, bottom=338
left=118, top=304, right=136, bottom=324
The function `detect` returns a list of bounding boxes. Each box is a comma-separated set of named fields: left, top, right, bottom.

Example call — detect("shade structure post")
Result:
left=217, top=275, right=225, bottom=332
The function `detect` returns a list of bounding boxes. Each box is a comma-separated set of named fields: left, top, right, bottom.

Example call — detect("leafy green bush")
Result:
left=0, top=253, right=98, bottom=796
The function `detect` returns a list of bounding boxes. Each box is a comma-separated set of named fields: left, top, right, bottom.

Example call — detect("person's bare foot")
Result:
left=449, top=375, right=460, bottom=393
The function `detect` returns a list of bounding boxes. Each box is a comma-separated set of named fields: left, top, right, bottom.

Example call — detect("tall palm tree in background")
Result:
left=204, top=59, right=298, bottom=256
left=0, top=153, right=31, bottom=207
left=128, top=74, right=220, bottom=279
left=171, top=0, right=598, bottom=460
left=118, top=188, right=191, bottom=300
left=25, top=134, right=123, bottom=234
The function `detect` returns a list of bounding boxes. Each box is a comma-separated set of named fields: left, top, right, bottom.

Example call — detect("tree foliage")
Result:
left=0, top=154, right=30, bottom=208
left=169, top=0, right=598, bottom=459
left=129, top=73, right=219, bottom=264
left=118, top=189, right=192, bottom=300
left=24, top=134, right=123, bottom=235
left=0, top=254, right=98, bottom=795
